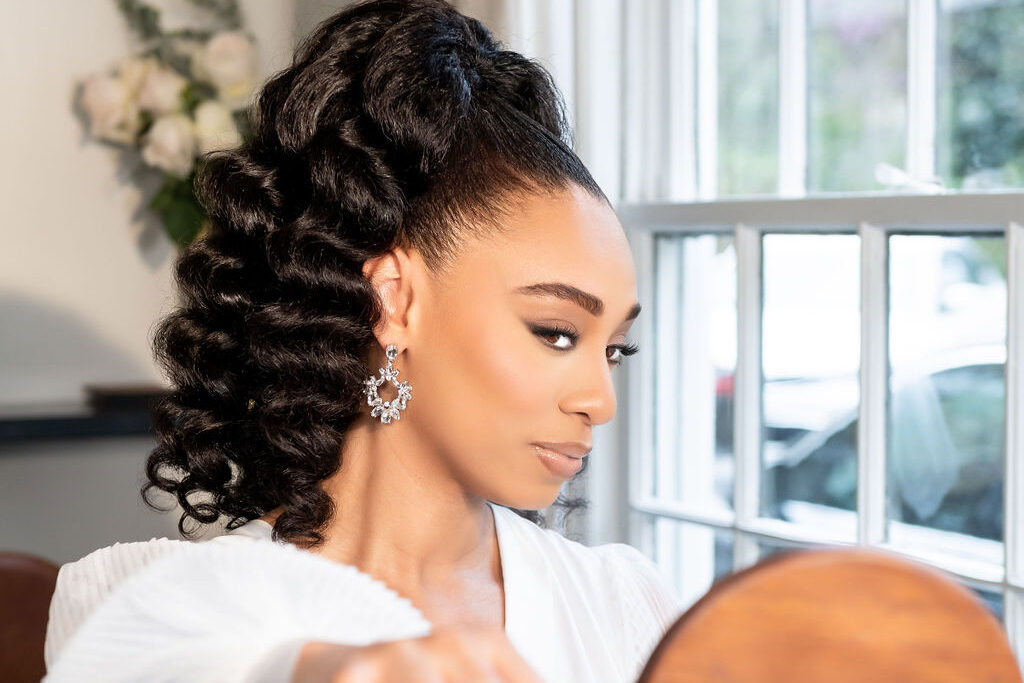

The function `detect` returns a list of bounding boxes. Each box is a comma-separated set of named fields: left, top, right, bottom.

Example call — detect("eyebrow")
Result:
left=514, top=282, right=642, bottom=321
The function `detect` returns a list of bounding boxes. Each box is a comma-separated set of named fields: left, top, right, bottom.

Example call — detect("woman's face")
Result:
left=398, top=184, right=640, bottom=510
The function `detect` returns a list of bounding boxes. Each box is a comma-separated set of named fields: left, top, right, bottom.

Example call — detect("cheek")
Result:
left=411, top=308, right=555, bottom=448
left=397, top=286, right=575, bottom=505
left=457, top=315, right=551, bottom=422
left=473, top=325, right=551, bottom=418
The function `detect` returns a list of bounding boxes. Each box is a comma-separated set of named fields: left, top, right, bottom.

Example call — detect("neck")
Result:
left=281, top=415, right=497, bottom=591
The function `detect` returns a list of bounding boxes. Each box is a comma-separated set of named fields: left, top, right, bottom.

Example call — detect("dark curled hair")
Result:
left=142, top=0, right=606, bottom=547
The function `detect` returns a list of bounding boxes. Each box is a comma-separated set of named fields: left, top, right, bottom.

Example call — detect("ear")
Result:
left=361, top=245, right=421, bottom=350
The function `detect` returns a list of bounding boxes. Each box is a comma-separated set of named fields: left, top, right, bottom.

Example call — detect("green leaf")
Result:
left=149, top=174, right=205, bottom=247
left=180, top=82, right=218, bottom=115
left=180, top=83, right=200, bottom=115
left=115, top=0, right=162, bottom=41
left=184, top=0, right=242, bottom=29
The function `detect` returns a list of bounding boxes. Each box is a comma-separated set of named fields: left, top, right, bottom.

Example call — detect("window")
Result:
left=615, top=0, right=1024, bottom=662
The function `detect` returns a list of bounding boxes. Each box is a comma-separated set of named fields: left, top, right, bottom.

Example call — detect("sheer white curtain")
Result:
left=454, top=0, right=632, bottom=546
left=453, top=0, right=626, bottom=203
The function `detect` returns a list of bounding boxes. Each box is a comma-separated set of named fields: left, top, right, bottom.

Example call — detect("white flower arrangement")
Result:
left=78, top=0, right=258, bottom=246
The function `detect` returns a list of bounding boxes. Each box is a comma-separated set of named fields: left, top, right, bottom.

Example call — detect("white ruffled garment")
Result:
left=44, top=501, right=683, bottom=682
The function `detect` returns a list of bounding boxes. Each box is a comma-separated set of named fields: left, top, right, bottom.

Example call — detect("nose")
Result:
left=560, top=352, right=618, bottom=426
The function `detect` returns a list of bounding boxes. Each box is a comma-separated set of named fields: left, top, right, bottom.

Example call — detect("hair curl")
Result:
left=143, top=0, right=605, bottom=547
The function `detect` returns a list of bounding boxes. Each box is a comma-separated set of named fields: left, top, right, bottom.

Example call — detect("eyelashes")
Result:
left=529, top=324, right=640, bottom=366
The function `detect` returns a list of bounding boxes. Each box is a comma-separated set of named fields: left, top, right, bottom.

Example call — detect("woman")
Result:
left=44, top=1, right=682, bottom=680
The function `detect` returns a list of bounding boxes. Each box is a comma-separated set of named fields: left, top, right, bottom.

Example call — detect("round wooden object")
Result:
left=638, top=548, right=1020, bottom=683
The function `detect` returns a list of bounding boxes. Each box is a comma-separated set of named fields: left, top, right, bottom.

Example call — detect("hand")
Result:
left=292, top=624, right=544, bottom=683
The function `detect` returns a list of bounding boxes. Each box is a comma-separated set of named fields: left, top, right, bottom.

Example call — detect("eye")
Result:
left=607, top=341, right=640, bottom=366
left=532, top=324, right=640, bottom=367
left=531, top=324, right=578, bottom=350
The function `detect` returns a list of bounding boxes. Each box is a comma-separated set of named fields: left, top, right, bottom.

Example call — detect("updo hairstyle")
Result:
left=143, top=0, right=602, bottom=546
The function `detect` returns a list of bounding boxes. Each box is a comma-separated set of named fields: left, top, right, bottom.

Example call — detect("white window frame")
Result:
left=608, top=0, right=1024, bottom=672
left=619, top=196, right=1024, bottom=662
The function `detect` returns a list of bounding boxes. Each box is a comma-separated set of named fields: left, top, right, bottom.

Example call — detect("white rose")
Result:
left=137, top=66, right=188, bottom=115
left=80, top=74, right=141, bottom=144
left=117, top=56, right=158, bottom=95
left=141, top=113, right=197, bottom=177
left=172, top=37, right=205, bottom=66
left=193, top=31, right=257, bottom=111
left=193, top=100, right=242, bottom=154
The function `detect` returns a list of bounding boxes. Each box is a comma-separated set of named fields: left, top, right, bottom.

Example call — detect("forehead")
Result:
left=454, top=186, right=636, bottom=298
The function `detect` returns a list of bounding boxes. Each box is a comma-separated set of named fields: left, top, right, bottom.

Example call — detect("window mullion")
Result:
left=778, top=0, right=807, bottom=197
left=858, top=222, right=889, bottom=547
left=906, top=0, right=937, bottom=183
left=1006, top=222, right=1024, bottom=662
left=733, top=222, right=763, bottom=569
left=627, top=228, right=657, bottom=517
left=1008, top=590, right=1024, bottom=677
left=1006, top=221, right=1024, bottom=583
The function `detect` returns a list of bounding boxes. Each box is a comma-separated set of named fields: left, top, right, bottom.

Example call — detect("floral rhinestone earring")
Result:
left=363, top=344, right=412, bottom=424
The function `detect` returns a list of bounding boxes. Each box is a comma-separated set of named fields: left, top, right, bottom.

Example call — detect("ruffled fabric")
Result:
left=45, top=503, right=683, bottom=682
left=44, top=537, right=188, bottom=668
left=596, top=543, right=685, bottom=681
left=45, top=538, right=431, bottom=683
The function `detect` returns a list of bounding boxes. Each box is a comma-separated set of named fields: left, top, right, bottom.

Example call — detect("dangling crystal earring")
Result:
left=363, top=344, right=413, bottom=424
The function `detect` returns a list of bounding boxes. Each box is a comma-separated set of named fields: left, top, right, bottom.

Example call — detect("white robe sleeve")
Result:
left=44, top=538, right=432, bottom=683
left=597, top=543, right=684, bottom=680
left=44, top=537, right=186, bottom=669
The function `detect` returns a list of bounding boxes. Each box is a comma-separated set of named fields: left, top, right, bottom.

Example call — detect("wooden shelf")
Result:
left=0, top=385, right=170, bottom=443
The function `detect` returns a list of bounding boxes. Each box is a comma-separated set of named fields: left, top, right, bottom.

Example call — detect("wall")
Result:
left=0, top=0, right=298, bottom=407
left=0, top=437, right=187, bottom=565
left=0, top=0, right=316, bottom=564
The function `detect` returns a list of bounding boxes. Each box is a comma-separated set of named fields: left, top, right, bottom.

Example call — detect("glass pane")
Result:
left=888, top=236, right=1006, bottom=550
left=937, top=0, right=1024, bottom=190
left=757, top=537, right=807, bottom=561
left=718, top=0, right=779, bottom=196
left=808, top=0, right=907, bottom=192
left=968, top=585, right=1005, bottom=624
left=761, top=234, right=860, bottom=543
left=640, top=513, right=734, bottom=609
left=652, top=235, right=736, bottom=513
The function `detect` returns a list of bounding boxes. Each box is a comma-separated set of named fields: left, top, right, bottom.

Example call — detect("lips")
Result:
left=532, top=441, right=591, bottom=478
left=531, top=441, right=592, bottom=458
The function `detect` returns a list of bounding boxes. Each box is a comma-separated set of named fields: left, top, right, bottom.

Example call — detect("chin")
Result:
left=488, top=484, right=564, bottom=512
